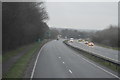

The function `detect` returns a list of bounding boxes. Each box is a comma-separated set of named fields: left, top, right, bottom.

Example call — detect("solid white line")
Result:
left=30, top=42, right=48, bottom=80
left=78, top=55, right=120, bottom=79
left=70, top=43, right=119, bottom=62
left=68, top=42, right=119, bottom=78
left=69, top=69, right=72, bottom=74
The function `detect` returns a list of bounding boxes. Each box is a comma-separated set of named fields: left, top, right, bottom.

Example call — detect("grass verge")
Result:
left=3, top=40, right=48, bottom=78
left=63, top=40, right=120, bottom=73
left=3, top=46, right=26, bottom=62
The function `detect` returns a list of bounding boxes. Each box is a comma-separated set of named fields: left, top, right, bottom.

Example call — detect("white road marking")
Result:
left=59, top=57, right=61, bottom=59
left=63, top=62, right=65, bottom=64
left=69, top=43, right=119, bottom=62
left=77, top=54, right=120, bottom=79
left=69, top=69, right=72, bottom=74
left=67, top=42, right=119, bottom=78
left=30, top=42, right=48, bottom=80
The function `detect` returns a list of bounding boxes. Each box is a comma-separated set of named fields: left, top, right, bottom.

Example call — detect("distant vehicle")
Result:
left=70, top=38, right=74, bottom=40
left=57, top=35, right=61, bottom=40
left=84, top=41, right=89, bottom=44
left=57, top=38, right=59, bottom=40
left=88, top=42, right=94, bottom=46
left=69, top=38, right=74, bottom=42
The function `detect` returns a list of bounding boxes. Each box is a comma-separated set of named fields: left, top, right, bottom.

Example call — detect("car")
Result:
left=56, top=38, right=59, bottom=40
left=88, top=42, right=94, bottom=46
left=69, top=38, right=74, bottom=42
left=70, top=40, right=73, bottom=42
left=84, top=41, right=89, bottom=44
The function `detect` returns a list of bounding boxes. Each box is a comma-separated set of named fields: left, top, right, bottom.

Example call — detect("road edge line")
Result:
left=30, top=41, right=48, bottom=79
left=64, top=41, right=120, bottom=79
left=78, top=54, right=120, bottom=79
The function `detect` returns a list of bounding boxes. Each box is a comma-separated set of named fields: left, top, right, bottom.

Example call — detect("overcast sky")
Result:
left=46, top=2, right=118, bottom=30
left=1, top=0, right=118, bottom=30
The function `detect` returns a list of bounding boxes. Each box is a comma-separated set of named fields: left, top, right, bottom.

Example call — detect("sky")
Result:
left=1, top=0, right=119, bottom=2
left=46, top=2, right=118, bottom=30
left=1, top=0, right=118, bottom=30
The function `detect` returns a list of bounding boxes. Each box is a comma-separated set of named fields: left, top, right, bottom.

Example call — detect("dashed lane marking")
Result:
left=59, top=57, right=61, bottom=59
left=69, top=69, right=73, bottom=74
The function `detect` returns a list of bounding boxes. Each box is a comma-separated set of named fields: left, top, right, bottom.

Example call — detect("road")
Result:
left=68, top=40, right=119, bottom=62
left=33, top=39, right=118, bottom=78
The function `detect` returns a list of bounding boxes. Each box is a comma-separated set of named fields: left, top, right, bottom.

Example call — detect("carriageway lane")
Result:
left=69, top=40, right=119, bottom=62
left=33, top=39, right=118, bottom=78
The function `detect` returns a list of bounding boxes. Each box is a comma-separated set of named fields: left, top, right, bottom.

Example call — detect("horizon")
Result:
left=46, top=2, right=118, bottom=30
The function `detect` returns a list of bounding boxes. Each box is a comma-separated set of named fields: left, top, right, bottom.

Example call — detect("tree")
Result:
left=2, top=2, right=49, bottom=51
left=91, top=25, right=119, bottom=47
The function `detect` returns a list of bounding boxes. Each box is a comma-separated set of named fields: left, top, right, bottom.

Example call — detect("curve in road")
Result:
left=32, top=39, right=119, bottom=78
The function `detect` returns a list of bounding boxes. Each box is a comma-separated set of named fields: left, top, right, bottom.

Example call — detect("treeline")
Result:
left=49, top=28, right=60, bottom=39
left=51, top=25, right=119, bottom=48
left=91, top=26, right=119, bottom=47
left=3, top=2, right=49, bottom=51
left=60, top=29, right=90, bottom=39
left=48, top=28, right=93, bottom=40
left=49, top=28, right=93, bottom=39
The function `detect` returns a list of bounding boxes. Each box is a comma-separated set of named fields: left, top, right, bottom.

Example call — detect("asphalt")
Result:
left=33, top=39, right=118, bottom=78
left=68, top=40, right=118, bottom=62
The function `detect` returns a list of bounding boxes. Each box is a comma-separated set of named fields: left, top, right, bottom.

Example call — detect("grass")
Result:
left=63, top=40, right=120, bottom=73
left=0, top=55, right=1, bottom=63
left=3, top=40, right=48, bottom=78
left=81, top=51, right=120, bottom=72
left=3, top=46, right=26, bottom=62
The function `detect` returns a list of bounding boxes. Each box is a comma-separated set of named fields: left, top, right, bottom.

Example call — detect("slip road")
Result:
left=32, top=39, right=119, bottom=78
